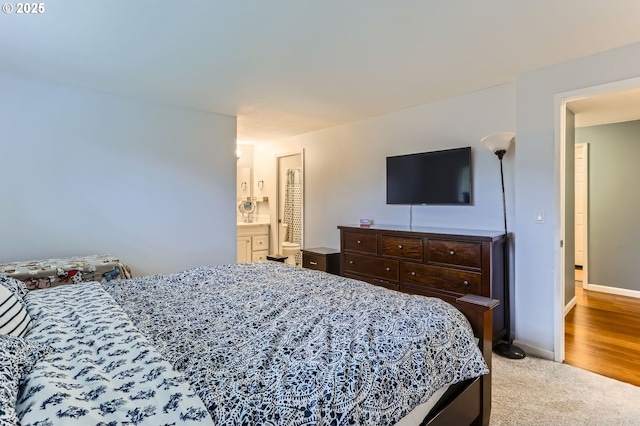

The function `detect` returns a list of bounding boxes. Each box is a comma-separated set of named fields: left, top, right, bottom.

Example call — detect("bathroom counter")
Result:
left=237, top=221, right=271, bottom=227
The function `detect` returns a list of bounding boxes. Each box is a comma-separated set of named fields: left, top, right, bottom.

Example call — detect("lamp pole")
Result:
left=492, top=148, right=525, bottom=359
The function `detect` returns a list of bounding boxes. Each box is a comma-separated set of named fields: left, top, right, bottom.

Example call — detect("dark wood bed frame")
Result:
left=421, top=293, right=498, bottom=426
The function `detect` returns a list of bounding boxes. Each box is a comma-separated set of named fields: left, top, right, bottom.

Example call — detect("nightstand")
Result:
left=302, top=247, right=340, bottom=275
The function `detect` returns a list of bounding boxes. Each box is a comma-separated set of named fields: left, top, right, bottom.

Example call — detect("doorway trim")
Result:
left=274, top=149, right=305, bottom=259
left=554, top=75, right=640, bottom=363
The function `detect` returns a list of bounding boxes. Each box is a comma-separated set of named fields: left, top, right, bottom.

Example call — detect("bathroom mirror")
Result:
left=238, top=200, right=256, bottom=223
left=236, top=167, right=251, bottom=200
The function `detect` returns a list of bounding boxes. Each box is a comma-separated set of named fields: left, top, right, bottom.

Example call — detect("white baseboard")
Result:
left=585, top=283, right=640, bottom=299
left=564, top=296, right=577, bottom=316
left=511, top=339, right=555, bottom=361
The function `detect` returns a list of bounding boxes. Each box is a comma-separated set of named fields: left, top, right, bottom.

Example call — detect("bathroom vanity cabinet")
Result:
left=237, top=224, right=269, bottom=263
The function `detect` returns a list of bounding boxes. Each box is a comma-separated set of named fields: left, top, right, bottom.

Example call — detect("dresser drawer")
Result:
left=381, top=235, right=423, bottom=260
left=303, top=252, right=327, bottom=271
left=402, top=262, right=481, bottom=295
left=252, top=250, right=269, bottom=261
left=427, top=240, right=481, bottom=269
left=344, top=253, right=398, bottom=282
left=252, top=235, right=269, bottom=251
left=343, top=231, right=378, bottom=254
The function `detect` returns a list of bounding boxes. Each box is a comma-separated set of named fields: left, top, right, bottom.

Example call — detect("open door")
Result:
left=574, top=143, right=588, bottom=287
left=564, top=107, right=576, bottom=316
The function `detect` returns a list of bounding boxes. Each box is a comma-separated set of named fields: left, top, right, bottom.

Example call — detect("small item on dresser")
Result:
left=359, top=218, right=373, bottom=227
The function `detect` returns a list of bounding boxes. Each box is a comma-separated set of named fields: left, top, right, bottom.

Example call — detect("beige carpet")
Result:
left=490, top=355, right=640, bottom=425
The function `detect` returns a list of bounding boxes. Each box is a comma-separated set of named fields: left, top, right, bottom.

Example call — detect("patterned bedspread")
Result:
left=18, top=282, right=213, bottom=425
left=103, top=262, right=488, bottom=425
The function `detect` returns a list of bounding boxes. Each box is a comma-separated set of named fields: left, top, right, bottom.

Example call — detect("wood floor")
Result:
left=565, top=283, right=640, bottom=386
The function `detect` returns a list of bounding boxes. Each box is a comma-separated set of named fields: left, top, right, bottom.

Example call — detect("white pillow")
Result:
left=0, top=286, right=32, bottom=337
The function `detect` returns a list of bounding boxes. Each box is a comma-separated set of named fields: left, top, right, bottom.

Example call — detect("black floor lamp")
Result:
left=481, top=132, right=526, bottom=360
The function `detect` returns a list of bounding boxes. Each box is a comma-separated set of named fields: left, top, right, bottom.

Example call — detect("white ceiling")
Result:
left=570, top=87, right=640, bottom=127
left=3, top=1, right=640, bottom=141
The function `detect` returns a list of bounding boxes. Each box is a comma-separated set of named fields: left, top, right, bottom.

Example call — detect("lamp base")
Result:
left=493, top=342, right=526, bottom=360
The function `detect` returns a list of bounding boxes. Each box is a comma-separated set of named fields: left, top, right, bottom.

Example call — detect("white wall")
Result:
left=515, top=41, right=640, bottom=359
left=0, top=73, right=237, bottom=276
left=254, top=42, right=640, bottom=361
left=254, top=82, right=516, bottom=258
left=243, top=41, right=640, bottom=361
left=236, top=144, right=255, bottom=170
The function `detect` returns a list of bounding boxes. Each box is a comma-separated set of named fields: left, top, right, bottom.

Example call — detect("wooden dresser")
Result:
left=338, top=225, right=506, bottom=343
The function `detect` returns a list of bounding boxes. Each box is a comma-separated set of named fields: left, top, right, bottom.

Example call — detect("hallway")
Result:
left=565, top=281, right=640, bottom=387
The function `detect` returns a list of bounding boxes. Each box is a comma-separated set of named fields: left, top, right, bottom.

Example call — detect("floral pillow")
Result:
left=0, top=334, right=51, bottom=425
left=0, top=275, right=29, bottom=300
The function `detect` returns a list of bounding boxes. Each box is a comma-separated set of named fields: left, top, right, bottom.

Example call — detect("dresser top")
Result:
left=338, top=224, right=505, bottom=240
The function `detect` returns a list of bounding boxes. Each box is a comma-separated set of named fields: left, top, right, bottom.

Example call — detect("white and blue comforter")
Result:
left=103, top=262, right=489, bottom=425
left=18, top=282, right=213, bottom=426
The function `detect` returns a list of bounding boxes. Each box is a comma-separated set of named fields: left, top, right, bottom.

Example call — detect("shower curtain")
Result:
left=283, top=168, right=303, bottom=265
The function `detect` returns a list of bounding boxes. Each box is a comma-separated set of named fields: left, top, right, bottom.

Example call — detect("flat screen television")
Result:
left=386, top=147, right=472, bottom=205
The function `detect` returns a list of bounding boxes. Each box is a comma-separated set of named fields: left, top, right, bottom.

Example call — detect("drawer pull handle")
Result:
left=385, top=267, right=390, bottom=271
left=411, top=271, right=416, bottom=276
left=463, top=280, right=469, bottom=286
left=449, top=250, right=455, bottom=255
left=398, top=245, right=403, bottom=249
left=309, top=261, right=318, bottom=265
left=357, top=240, right=362, bottom=244
left=349, top=260, right=354, bottom=264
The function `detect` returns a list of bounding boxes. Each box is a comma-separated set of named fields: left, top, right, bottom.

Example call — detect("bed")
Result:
left=1, top=261, right=497, bottom=426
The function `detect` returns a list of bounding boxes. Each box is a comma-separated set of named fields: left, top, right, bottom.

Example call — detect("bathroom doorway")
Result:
left=276, top=151, right=304, bottom=266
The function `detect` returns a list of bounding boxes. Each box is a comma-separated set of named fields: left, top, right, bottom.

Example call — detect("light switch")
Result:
left=535, top=210, right=545, bottom=224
